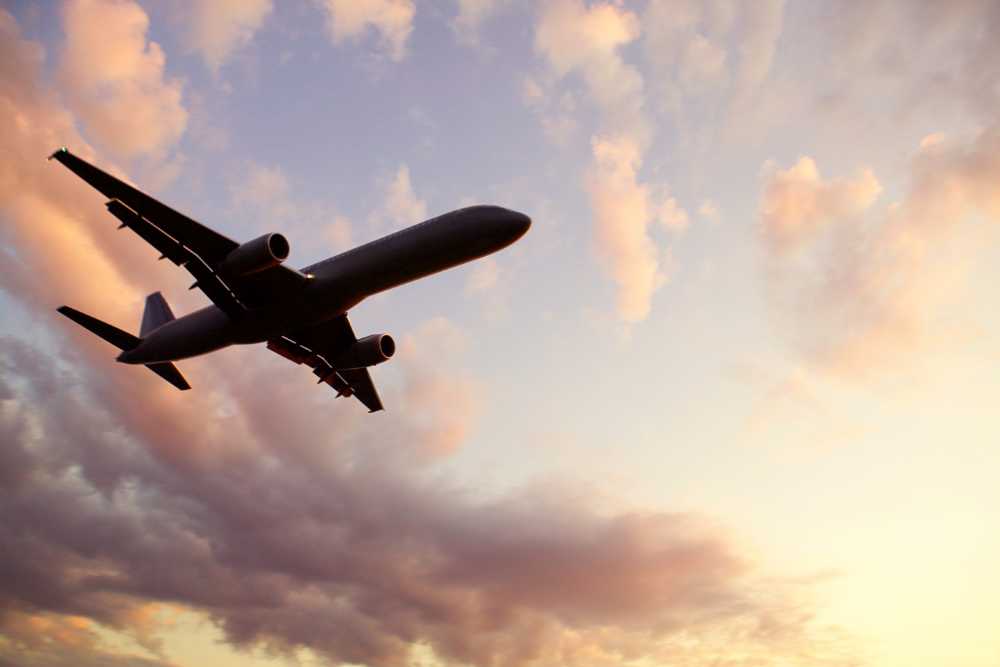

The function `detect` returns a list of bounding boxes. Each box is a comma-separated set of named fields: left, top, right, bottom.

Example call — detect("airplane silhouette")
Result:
left=51, top=148, right=530, bottom=412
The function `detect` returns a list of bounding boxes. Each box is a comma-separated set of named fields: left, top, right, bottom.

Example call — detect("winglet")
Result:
left=48, top=146, right=69, bottom=161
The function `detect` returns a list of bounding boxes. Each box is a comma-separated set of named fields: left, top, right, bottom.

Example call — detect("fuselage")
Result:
left=117, top=205, right=530, bottom=364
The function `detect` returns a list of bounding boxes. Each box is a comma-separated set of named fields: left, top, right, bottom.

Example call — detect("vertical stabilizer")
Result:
left=140, top=291, right=175, bottom=337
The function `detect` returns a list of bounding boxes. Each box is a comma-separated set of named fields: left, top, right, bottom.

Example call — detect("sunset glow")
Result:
left=2, top=2, right=999, bottom=666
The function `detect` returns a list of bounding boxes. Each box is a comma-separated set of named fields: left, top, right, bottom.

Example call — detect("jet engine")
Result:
left=330, top=334, right=395, bottom=369
left=220, top=233, right=289, bottom=276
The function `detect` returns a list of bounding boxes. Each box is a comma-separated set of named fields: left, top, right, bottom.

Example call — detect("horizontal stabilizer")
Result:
left=146, top=362, right=191, bottom=390
left=57, top=305, right=140, bottom=351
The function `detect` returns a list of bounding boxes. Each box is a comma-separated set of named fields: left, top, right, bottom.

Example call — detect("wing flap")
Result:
left=105, top=198, right=244, bottom=316
left=106, top=199, right=189, bottom=264
left=265, top=316, right=386, bottom=412
left=52, top=148, right=309, bottom=313
left=50, top=148, right=238, bottom=263
left=337, top=368, right=383, bottom=412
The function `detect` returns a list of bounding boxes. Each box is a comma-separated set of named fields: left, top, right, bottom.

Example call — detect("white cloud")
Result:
left=465, top=256, right=499, bottom=293
left=179, top=0, right=273, bottom=71
left=229, top=162, right=293, bottom=218
left=229, top=161, right=351, bottom=249
left=319, top=0, right=415, bottom=62
left=698, top=199, right=721, bottom=224
left=59, top=0, right=187, bottom=159
left=372, top=164, right=428, bottom=228
left=451, top=0, right=508, bottom=46
left=657, top=195, right=690, bottom=233
left=324, top=215, right=353, bottom=252
left=642, top=0, right=785, bottom=118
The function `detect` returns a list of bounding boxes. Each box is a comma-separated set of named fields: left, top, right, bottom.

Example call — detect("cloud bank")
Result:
left=1, top=7, right=853, bottom=666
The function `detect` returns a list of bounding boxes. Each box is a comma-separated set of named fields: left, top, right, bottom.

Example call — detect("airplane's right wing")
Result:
left=266, top=314, right=385, bottom=412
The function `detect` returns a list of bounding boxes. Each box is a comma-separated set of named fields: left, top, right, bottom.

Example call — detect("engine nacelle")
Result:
left=330, top=334, right=395, bottom=369
left=219, top=233, right=289, bottom=277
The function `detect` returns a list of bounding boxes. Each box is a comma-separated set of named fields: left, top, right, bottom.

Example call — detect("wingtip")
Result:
left=48, top=146, right=69, bottom=161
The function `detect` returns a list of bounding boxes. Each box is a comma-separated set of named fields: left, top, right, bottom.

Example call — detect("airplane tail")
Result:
left=140, top=291, right=175, bottom=336
left=56, top=298, right=190, bottom=391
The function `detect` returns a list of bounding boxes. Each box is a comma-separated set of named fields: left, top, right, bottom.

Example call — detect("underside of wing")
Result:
left=50, top=148, right=308, bottom=313
left=50, top=148, right=238, bottom=262
left=265, top=315, right=386, bottom=412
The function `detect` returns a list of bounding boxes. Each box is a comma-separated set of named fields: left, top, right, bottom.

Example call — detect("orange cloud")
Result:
left=59, top=0, right=187, bottom=159
left=586, top=135, right=660, bottom=322
left=760, top=157, right=881, bottom=255
left=533, top=1, right=698, bottom=324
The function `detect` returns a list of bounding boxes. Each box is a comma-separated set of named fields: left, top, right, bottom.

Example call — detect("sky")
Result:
left=1, top=1, right=999, bottom=666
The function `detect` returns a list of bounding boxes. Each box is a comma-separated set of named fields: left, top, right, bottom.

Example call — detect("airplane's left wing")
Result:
left=50, top=148, right=238, bottom=262
left=50, top=148, right=307, bottom=313
left=266, top=314, right=385, bottom=412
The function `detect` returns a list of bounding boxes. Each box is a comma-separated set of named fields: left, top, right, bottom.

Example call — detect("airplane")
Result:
left=49, top=148, right=530, bottom=412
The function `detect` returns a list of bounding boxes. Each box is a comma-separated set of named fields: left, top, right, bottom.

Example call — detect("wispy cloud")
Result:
left=370, top=164, right=428, bottom=228
left=759, top=126, right=1000, bottom=377
left=532, top=0, right=696, bottom=323
left=177, top=0, right=273, bottom=72
left=318, top=0, right=416, bottom=62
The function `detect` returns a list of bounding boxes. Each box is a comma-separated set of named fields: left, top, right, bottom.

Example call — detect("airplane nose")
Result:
left=506, top=210, right=531, bottom=239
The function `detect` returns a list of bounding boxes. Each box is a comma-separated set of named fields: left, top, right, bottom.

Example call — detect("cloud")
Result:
left=319, top=0, right=416, bottom=62
left=0, top=8, right=161, bottom=325
left=586, top=136, right=661, bottom=323
left=371, top=164, right=428, bottom=228
left=451, top=0, right=508, bottom=46
left=521, top=76, right=579, bottom=145
left=532, top=1, right=695, bottom=324
left=698, top=199, right=721, bottom=224
left=0, top=609, right=179, bottom=667
left=1, top=10, right=855, bottom=666
left=0, top=332, right=856, bottom=667
left=228, top=161, right=294, bottom=218
left=758, top=126, right=1000, bottom=377
left=178, top=0, right=273, bottom=71
left=59, top=0, right=187, bottom=159
left=642, top=0, right=785, bottom=123
left=657, top=195, right=690, bottom=233
left=228, top=160, right=351, bottom=254
left=760, top=157, right=881, bottom=256
left=801, top=0, right=1000, bottom=122
left=534, top=0, right=647, bottom=143
left=323, top=215, right=353, bottom=252
left=465, top=256, right=499, bottom=293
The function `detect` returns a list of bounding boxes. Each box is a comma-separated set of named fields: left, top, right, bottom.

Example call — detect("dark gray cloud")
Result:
left=0, top=334, right=854, bottom=666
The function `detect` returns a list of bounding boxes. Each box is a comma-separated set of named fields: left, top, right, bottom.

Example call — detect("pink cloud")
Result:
left=59, top=0, right=187, bottom=159
left=759, top=126, right=1000, bottom=377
